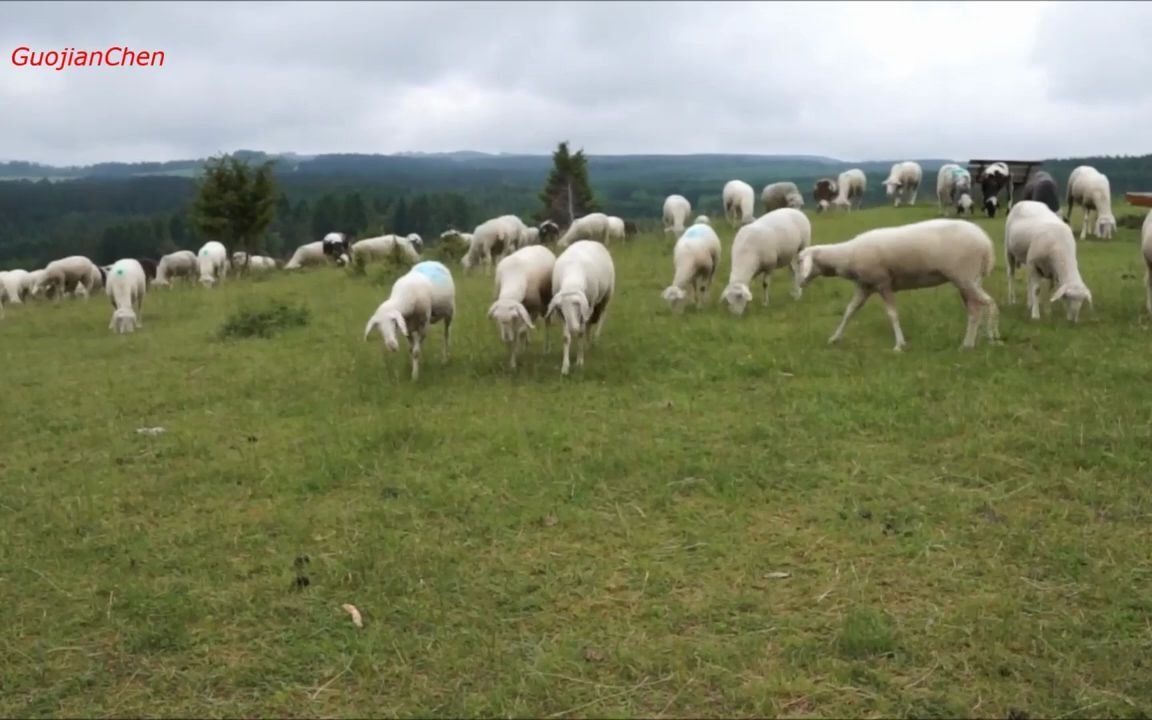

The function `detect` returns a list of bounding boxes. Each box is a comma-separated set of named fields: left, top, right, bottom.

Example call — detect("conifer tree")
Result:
left=537, top=141, right=598, bottom=225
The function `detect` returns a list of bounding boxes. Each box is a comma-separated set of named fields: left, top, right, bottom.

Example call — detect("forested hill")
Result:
left=2, top=150, right=1151, bottom=269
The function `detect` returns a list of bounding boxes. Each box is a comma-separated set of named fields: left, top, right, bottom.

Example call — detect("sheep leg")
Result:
left=591, top=306, right=609, bottom=344
left=761, top=272, right=772, bottom=306
left=508, top=337, right=518, bottom=371
left=877, top=288, right=907, bottom=351
left=441, top=317, right=452, bottom=362
left=1026, top=270, right=1042, bottom=320
left=409, top=332, right=423, bottom=381
left=1146, top=261, right=1152, bottom=317
left=1079, top=207, right=1089, bottom=242
left=560, top=328, right=572, bottom=376
left=828, top=286, right=871, bottom=345
left=789, top=260, right=804, bottom=300
left=575, top=330, right=586, bottom=369
left=543, top=314, right=552, bottom=352
left=1005, top=255, right=1017, bottom=305
left=959, top=283, right=1000, bottom=347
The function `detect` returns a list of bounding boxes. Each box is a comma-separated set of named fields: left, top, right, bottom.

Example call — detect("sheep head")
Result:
left=1095, top=215, right=1117, bottom=240
left=364, top=308, right=407, bottom=352
left=488, top=299, right=535, bottom=343
left=661, top=285, right=689, bottom=313
left=109, top=308, right=137, bottom=334
left=719, top=282, right=754, bottom=316
left=1051, top=282, right=1093, bottom=322
left=545, top=290, right=591, bottom=335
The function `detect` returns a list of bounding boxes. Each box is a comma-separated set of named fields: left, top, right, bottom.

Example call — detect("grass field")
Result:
left=2, top=204, right=1151, bottom=718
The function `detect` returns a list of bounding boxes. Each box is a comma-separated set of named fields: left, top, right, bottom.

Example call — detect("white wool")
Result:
left=196, top=241, right=229, bottom=287
left=1143, top=210, right=1152, bottom=318
left=796, top=218, right=1000, bottom=351
left=936, top=163, right=975, bottom=216
left=662, top=194, right=692, bottom=235
left=545, top=240, right=616, bottom=376
left=1063, top=165, right=1116, bottom=241
left=352, top=234, right=421, bottom=266
left=722, top=180, right=756, bottom=225
left=521, top=227, right=541, bottom=246
left=154, top=250, right=198, bottom=286
left=719, top=208, right=811, bottom=316
left=662, top=222, right=722, bottom=313
left=556, top=212, right=611, bottom=249
left=22, top=269, right=46, bottom=300
left=761, top=182, right=804, bottom=212
left=882, top=161, right=924, bottom=207
left=406, top=233, right=424, bottom=252
left=284, top=241, right=331, bottom=270
left=693, top=215, right=711, bottom=226
left=34, top=255, right=101, bottom=300
left=463, top=215, right=530, bottom=272
left=832, top=169, right=867, bottom=212
left=1004, top=201, right=1092, bottom=322
left=363, top=261, right=456, bottom=382
left=0, top=269, right=29, bottom=305
left=488, top=245, right=558, bottom=370
left=606, top=216, right=626, bottom=244
left=231, top=252, right=279, bottom=272
left=105, top=258, right=147, bottom=334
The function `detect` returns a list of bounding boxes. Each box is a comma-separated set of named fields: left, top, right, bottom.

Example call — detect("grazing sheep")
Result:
left=363, top=261, right=456, bottom=381
left=196, top=241, right=229, bottom=287
left=537, top=220, right=562, bottom=245
left=105, top=258, right=147, bottom=334
left=832, top=169, right=867, bottom=212
left=1004, top=201, right=1093, bottom=322
left=1020, top=170, right=1060, bottom=214
left=322, top=232, right=352, bottom=266
left=22, top=269, right=46, bottom=299
left=1143, top=211, right=1152, bottom=317
left=937, top=164, right=975, bottom=216
left=351, top=235, right=420, bottom=267
left=488, top=245, right=557, bottom=370
left=284, top=241, right=332, bottom=270
left=722, top=180, right=756, bottom=225
left=606, top=215, right=626, bottom=244
left=153, top=250, right=198, bottom=286
left=1063, top=165, right=1117, bottom=241
left=796, top=218, right=1001, bottom=351
left=719, top=208, right=812, bottom=316
left=545, top=240, right=615, bottom=377
left=663, top=194, right=692, bottom=235
left=440, top=228, right=475, bottom=250
left=693, top=215, right=712, bottom=226
left=979, top=162, right=1013, bottom=217
left=462, top=215, right=530, bottom=273
left=761, top=182, right=805, bottom=212
left=34, top=255, right=101, bottom=300
left=231, top=252, right=279, bottom=273
left=406, top=233, right=424, bottom=253
left=0, top=269, right=29, bottom=304
left=812, top=178, right=838, bottom=213
left=662, top=222, right=722, bottom=313
left=882, top=161, right=924, bottom=207
left=521, top=227, right=541, bottom=247
left=556, top=212, right=611, bottom=249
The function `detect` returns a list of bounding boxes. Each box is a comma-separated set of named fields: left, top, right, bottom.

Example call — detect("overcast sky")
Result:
left=2, top=1, right=1149, bottom=166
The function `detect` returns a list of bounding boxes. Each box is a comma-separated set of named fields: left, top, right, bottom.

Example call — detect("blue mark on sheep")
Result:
left=116, top=267, right=125, bottom=276
left=684, top=225, right=707, bottom=238
left=412, top=261, right=451, bottom=285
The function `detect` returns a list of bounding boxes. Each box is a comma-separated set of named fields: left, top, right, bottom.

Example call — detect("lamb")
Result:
left=321, top=232, right=352, bottom=266
left=462, top=215, right=530, bottom=273
left=812, top=178, right=838, bottom=213
left=831, top=169, right=867, bottom=212
left=882, top=161, right=923, bottom=207
left=1003, top=201, right=1093, bottom=322
left=693, top=215, right=712, bottom=226
left=196, top=241, right=229, bottom=287
left=556, top=212, right=611, bottom=249
left=722, top=180, right=756, bottom=225
left=1020, top=170, right=1060, bottom=214
left=0, top=269, right=29, bottom=304
left=153, top=250, right=198, bottom=286
left=662, top=194, right=692, bottom=235
left=979, top=162, right=1013, bottom=217
left=33, top=255, right=101, bottom=300
left=1063, top=165, right=1117, bottom=241
left=363, top=261, right=456, bottom=381
left=545, top=240, right=615, bottom=377
left=487, top=245, right=557, bottom=370
left=606, top=215, right=626, bottom=244
left=719, top=208, right=811, bottom=316
left=936, top=163, right=975, bottom=216
left=796, top=218, right=1001, bottom=351
left=1143, top=210, right=1152, bottom=317
left=662, top=222, right=722, bottom=313
left=761, top=181, right=805, bottom=212
left=351, top=234, right=421, bottom=267
left=105, top=258, right=147, bottom=334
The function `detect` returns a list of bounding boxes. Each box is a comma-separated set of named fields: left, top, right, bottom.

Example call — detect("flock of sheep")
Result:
left=1, top=159, right=1149, bottom=379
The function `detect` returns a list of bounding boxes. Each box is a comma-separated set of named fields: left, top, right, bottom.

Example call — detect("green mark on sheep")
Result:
left=116, top=268, right=124, bottom=276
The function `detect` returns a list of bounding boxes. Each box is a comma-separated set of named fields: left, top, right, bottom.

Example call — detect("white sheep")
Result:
left=21, top=269, right=46, bottom=300
left=284, top=241, right=331, bottom=270
left=796, top=218, right=1001, bottom=351
left=153, top=250, right=198, bottom=287
left=105, top=258, right=147, bottom=334
left=196, top=241, right=229, bottom=287
left=363, top=260, right=456, bottom=381
left=722, top=180, right=756, bottom=225
left=662, top=222, right=722, bottom=313
left=462, top=215, right=529, bottom=273
left=1143, top=211, right=1152, bottom=318
left=322, top=232, right=352, bottom=266
left=545, top=240, right=615, bottom=376
left=406, top=233, right=424, bottom=253
left=606, top=215, right=626, bottom=244
left=937, top=164, right=975, bottom=216
left=1004, top=201, right=1093, bottom=322
left=33, top=255, right=101, bottom=300
left=231, top=252, right=279, bottom=273
left=351, top=235, right=420, bottom=267
left=831, top=169, right=867, bottom=212
left=882, top=161, right=923, bottom=207
left=761, top=182, right=805, bottom=212
left=693, top=215, right=711, bottom=226
left=556, top=212, right=611, bottom=249
left=1063, top=165, right=1117, bottom=241
left=663, top=194, right=692, bottom=235
left=440, top=229, right=475, bottom=248
left=488, top=245, right=557, bottom=370
left=719, top=208, right=811, bottom=316
left=0, top=269, right=29, bottom=304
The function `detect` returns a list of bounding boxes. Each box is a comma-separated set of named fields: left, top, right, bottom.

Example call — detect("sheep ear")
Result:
left=545, top=296, right=560, bottom=320
left=1049, top=285, right=1067, bottom=303
left=393, top=312, right=409, bottom=337
left=515, top=303, right=535, bottom=330
left=487, top=302, right=499, bottom=319
left=363, top=317, right=379, bottom=341
left=580, top=298, right=593, bottom=324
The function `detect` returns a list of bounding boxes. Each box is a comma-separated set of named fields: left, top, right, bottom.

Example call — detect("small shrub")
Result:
left=425, top=235, right=469, bottom=264
left=1117, top=213, right=1145, bottom=231
left=218, top=299, right=310, bottom=340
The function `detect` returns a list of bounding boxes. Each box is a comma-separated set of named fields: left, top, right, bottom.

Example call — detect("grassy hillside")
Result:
left=2, top=206, right=1150, bottom=717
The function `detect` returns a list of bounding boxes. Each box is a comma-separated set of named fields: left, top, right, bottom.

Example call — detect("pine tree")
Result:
left=192, top=154, right=277, bottom=268
left=537, top=141, right=598, bottom=225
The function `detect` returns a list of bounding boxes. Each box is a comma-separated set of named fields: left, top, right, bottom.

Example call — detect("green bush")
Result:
left=218, top=299, right=310, bottom=340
